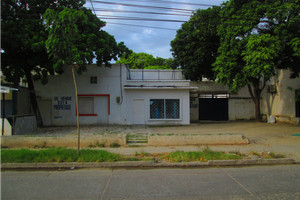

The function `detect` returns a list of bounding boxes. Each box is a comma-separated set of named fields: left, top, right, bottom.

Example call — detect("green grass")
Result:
left=1, top=147, right=285, bottom=164
left=1, top=148, right=124, bottom=163
left=161, top=148, right=243, bottom=162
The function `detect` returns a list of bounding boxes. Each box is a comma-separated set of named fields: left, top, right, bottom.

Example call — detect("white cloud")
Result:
left=143, top=29, right=153, bottom=35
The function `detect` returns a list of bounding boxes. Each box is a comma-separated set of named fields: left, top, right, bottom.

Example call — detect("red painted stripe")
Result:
left=78, top=94, right=109, bottom=97
left=108, top=95, right=110, bottom=115
left=78, top=114, right=97, bottom=116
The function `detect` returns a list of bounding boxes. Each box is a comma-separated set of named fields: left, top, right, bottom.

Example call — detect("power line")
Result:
left=107, top=24, right=172, bottom=40
left=97, top=16, right=186, bottom=22
left=90, top=0, right=194, bottom=13
left=89, top=0, right=97, bottom=15
left=86, top=8, right=191, bottom=17
left=106, top=22, right=178, bottom=30
left=111, top=0, right=219, bottom=7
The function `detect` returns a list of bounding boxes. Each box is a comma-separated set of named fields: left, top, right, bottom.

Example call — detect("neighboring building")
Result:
left=190, top=69, right=300, bottom=125
left=261, top=69, right=300, bottom=124
left=0, top=85, right=32, bottom=118
left=190, top=81, right=255, bottom=121
left=34, top=64, right=194, bottom=126
left=0, top=85, right=35, bottom=135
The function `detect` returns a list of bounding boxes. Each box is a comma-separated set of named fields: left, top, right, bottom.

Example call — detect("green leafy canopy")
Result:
left=171, top=6, right=221, bottom=80
left=43, top=7, right=131, bottom=73
left=117, top=52, right=177, bottom=69
left=213, top=0, right=300, bottom=92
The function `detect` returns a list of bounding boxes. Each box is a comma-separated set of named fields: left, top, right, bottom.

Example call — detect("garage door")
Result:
left=199, top=95, right=228, bottom=121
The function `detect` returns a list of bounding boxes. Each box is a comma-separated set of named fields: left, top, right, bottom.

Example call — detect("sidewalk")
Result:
left=2, top=121, right=300, bottom=162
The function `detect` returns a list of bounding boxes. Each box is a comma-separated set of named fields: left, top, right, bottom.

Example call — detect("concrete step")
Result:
left=127, top=143, right=149, bottom=147
left=127, top=134, right=148, bottom=144
left=127, top=140, right=148, bottom=143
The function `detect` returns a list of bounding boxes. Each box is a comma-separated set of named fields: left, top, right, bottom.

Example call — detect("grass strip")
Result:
left=1, top=148, right=127, bottom=163
left=160, top=148, right=243, bottom=162
left=1, top=147, right=284, bottom=163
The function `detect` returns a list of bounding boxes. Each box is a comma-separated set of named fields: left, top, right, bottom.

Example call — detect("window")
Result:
left=90, top=76, right=97, bottom=84
left=78, top=97, right=96, bottom=116
left=150, top=99, right=180, bottom=119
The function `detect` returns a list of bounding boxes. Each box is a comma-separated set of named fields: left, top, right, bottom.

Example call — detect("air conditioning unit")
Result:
left=116, top=96, right=121, bottom=104
left=267, top=85, right=276, bottom=94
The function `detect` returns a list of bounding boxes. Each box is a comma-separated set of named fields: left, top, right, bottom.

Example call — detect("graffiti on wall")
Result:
left=53, top=96, right=72, bottom=110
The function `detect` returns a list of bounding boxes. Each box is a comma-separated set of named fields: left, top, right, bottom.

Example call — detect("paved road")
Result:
left=2, top=165, right=300, bottom=200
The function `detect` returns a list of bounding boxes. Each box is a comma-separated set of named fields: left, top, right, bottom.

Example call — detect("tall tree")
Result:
left=1, top=0, right=85, bottom=127
left=213, top=0, right=300, bottom=121
left=171, top=6, right=221, bottom=80
left=43, top=7, right=130, bottom=150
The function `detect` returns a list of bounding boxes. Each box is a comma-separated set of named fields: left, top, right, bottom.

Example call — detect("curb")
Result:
left=1, top=158, right=296, bottom=170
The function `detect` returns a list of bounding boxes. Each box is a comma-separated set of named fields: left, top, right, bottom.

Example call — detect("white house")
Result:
left=34, top=64, right=194, bottom=126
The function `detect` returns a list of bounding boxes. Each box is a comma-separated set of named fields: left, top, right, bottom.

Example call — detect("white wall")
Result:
left=35, top=64, right=125, bottom=126
left=34, top=64, right=191, bottom=125
left=124, top=89, right=190, bottom=125
left=228, top=99, right=255, bottom=120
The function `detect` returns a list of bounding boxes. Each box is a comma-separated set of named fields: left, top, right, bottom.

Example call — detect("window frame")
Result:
left=90, top=76, right=97, bottom=84
left=149, top=98, right=181, bottom=120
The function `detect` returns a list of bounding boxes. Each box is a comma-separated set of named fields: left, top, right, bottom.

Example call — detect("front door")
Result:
left=133, top=99, right=145, bottom=124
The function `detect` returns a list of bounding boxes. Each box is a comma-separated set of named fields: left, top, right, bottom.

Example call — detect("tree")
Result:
left=170, top=6, right=221, bottom=80
left=1, top=0, right=85, bottom=127
left=117, top=52, right=176, bottom=69
left=43, top=7, right=129, bottom=151
left=213, top=0, right=300, bottom=121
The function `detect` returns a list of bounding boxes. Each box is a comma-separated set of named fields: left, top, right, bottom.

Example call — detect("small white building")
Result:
left=34, top=64, right=193, bottom=126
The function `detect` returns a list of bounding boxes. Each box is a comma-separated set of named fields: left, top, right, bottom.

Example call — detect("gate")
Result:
left=199, top=96, right=228, bottom=121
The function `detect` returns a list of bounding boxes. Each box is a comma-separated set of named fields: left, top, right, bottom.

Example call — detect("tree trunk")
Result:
left=254, top=89, right=262, bottom=121
left=247, top=84, right=262, bottom=122
left=72, top=65, right=80, bottom=152
left=25, top=70, right=44, bottom=127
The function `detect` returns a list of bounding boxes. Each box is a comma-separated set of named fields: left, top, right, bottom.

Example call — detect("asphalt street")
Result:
left=2, top=165, right=300, bottom=200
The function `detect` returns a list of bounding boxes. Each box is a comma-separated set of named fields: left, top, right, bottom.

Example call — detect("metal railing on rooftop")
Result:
left=126, top=69, right=184, bottom=80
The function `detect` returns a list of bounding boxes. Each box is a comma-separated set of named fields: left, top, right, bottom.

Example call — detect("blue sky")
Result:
left=85, top=0, right=225, bottom=59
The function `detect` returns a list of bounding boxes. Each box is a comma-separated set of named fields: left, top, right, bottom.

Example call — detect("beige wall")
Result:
left=261, top=69, right=300, bottom=124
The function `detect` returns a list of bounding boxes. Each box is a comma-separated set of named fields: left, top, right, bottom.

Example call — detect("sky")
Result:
left=84, top=0, right=225, bottom=59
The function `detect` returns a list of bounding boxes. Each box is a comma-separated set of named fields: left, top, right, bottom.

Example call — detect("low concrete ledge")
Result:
left=1, top=134, right=126, bottom=148
left=148, top=134, right=249, bottom=146
left=1, top=158, right=295, bottom=170
left=207, top=158, right=296, bottom=166
left=1, top=161, right=154, bottom=169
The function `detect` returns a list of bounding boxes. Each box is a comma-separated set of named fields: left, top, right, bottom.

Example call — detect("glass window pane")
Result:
left=166, top=99, right=180, bottom=119
left=150, top=99, right=164, bottom=119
